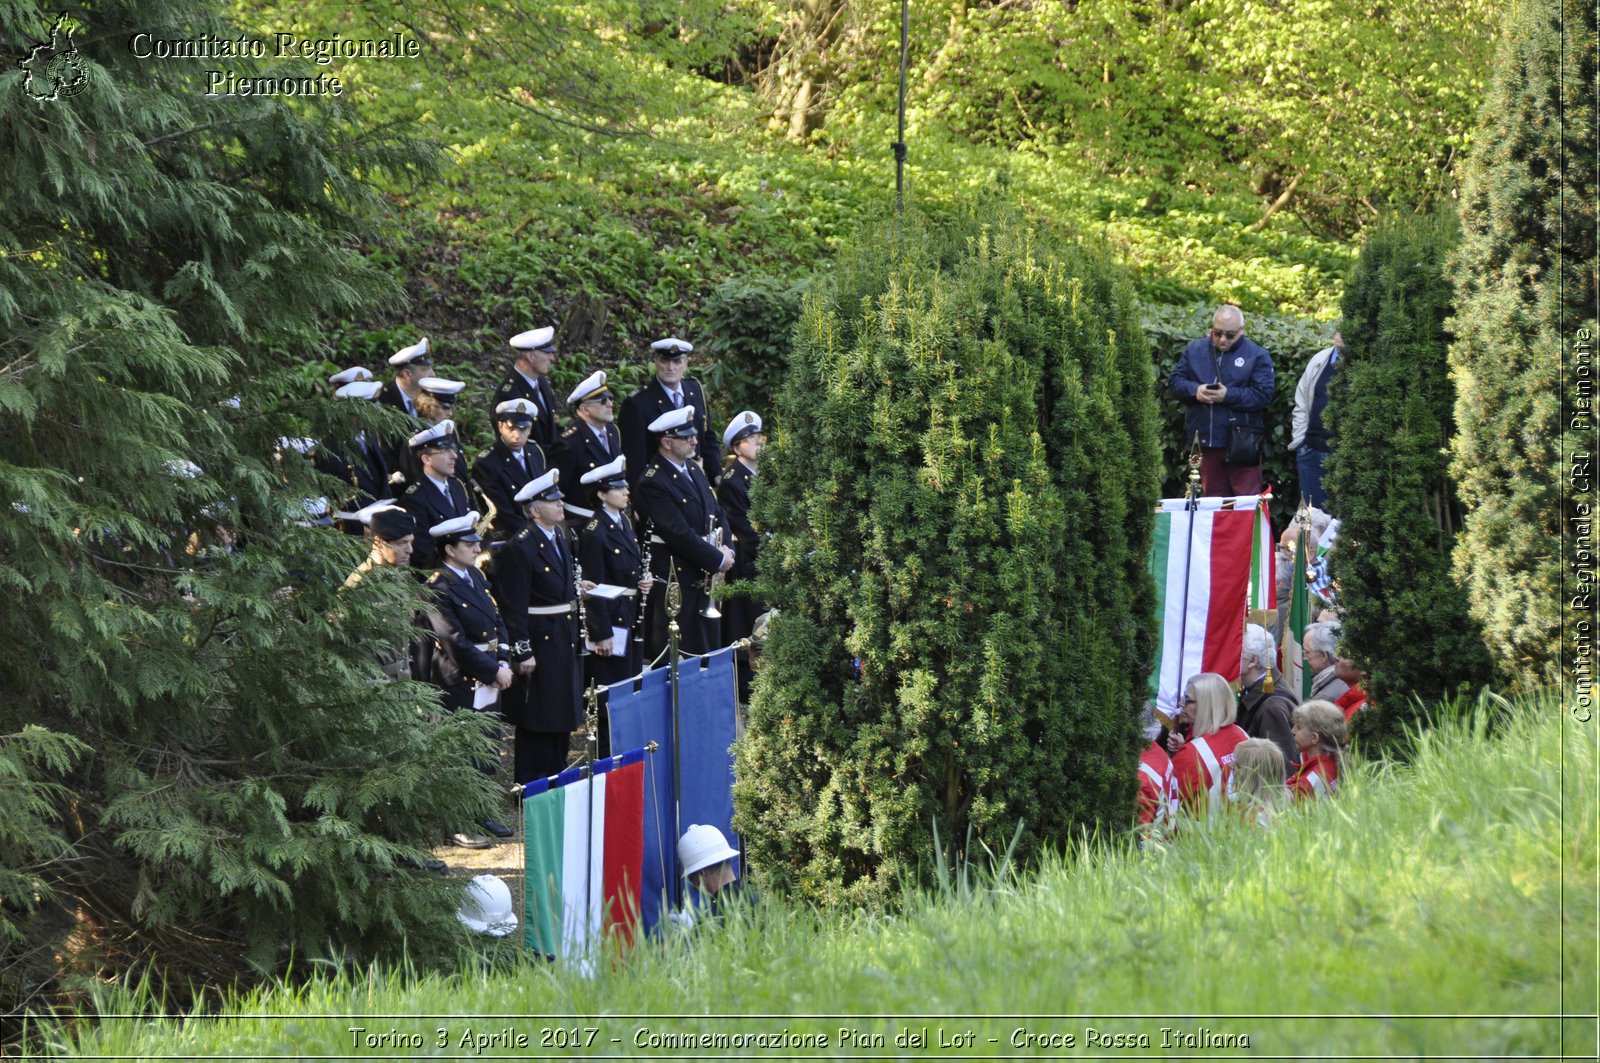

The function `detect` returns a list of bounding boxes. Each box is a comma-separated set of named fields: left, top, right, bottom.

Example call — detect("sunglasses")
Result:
left=1210, top=329, right=1240, bottom=341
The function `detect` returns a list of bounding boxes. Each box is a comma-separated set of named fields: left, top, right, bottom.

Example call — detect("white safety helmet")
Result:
left=677, top=824, right=740, bottom=878
left=456, top=874, right=518, bottom=937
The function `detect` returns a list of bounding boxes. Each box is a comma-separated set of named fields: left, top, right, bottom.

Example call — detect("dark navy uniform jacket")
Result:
left=400, top=475, right=471, bottom=569
left=618, top=377, right=719, bottom=487
left=553, top=420, right=622, bottom=521
left=491, top=369, right=559, bottom=454
left=635, top=455, right=725, bottom=578
left=716, top=461, right=758, bottom=583
left=493, top=524, right=583, bottom=733
left=418, top=564, right=509, bottom=711
left=471, top=440, right=547, bottom=542
left=578, top=509, right=645, bottom=639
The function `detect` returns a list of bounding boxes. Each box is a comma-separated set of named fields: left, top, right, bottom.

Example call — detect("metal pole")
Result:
left=1171, top=434, right=1204, bottom=715
left=666, top=562, right=684, bottom=909
left=894, top=0, right=909, bottom=211
left=582, top=681, right=599, bottom=939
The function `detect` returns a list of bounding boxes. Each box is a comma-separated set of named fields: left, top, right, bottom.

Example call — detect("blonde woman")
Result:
left=1171, top=672, right=1250, bottom=818
left=1289, top=699, right=1347, bottom=800
left=1229, top=738, right=1288, bottom=827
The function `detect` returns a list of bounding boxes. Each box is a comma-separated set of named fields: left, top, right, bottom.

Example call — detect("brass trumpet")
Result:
left=700, top=515, right=724, bottom=620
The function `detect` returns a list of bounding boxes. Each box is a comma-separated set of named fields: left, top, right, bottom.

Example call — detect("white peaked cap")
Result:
left=567, top=370, right=608, bottom=406
left=514, top=468, right=562, bottom=503
left=336, top=380, right=384, bottom=400
left=509, top=326, right=555, bottom=350
left=329, top=366, right=373, bottom=385
left=408, top=419, right=456, bottom=450
left=647, top=405, right=696, bottom=435
left=416, top=376, right=466, bottom=397
left=580, top=454, right=626, bottom=486
left=388, top=337, right=431, bottom=366
left=723, top=410, right=763, bottom=451
left=650, top=336, right=693, bottom=354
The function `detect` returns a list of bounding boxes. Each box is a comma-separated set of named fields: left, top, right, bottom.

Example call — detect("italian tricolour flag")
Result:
left=1148, top=495, right=1275, bottom=714
left=522, top=749, right=645, bottom=961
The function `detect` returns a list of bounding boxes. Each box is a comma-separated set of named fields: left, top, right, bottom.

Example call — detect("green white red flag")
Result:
left=522, top=750, right=645, bottom=962
left=1148, top=495, right=1274, bottom=716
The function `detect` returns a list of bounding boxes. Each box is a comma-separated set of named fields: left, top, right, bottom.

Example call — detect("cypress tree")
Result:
left=1445, top=0, right=1597, bottom=687
left=0, top=3, right=494, bottom=1005
left=735, top=205, right=1160, bottom=904
left=1326, top=214, right=1494, bottom=748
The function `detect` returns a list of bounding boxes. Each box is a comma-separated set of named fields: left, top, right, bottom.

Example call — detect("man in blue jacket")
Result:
left=1167, top=305, right=1276, bottom=496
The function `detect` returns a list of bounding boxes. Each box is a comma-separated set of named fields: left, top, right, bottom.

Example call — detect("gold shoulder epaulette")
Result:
left=584, top=518, right=599, bottom=532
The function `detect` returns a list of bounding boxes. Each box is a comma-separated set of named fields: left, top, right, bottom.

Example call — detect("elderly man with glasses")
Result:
left=1167, top=304, right=1277, bottom=496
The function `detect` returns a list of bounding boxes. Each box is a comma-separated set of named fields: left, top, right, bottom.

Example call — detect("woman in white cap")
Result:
left=418, top=513, right=516, bottom=847
left=716, top=411, right=766, bottom=660
left=577, top=456, right=653, bottom=717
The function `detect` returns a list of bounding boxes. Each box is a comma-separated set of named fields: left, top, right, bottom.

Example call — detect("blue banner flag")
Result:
left=606, top=646, right=739, bottom=935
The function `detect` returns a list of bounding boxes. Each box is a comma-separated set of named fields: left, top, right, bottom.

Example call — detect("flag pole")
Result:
left=1171, top=433, right=1203, bottom=712
left=583, top=680, right=600, bottom=946
left=666, top=562, right=685, bottom=910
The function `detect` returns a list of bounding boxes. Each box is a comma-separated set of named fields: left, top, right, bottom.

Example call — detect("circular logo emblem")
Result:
left=1234, top=357, right=1245, bottom=367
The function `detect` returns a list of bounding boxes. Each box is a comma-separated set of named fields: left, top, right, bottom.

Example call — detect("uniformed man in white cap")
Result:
left=316, top=367, right=392, bottom=534
left=634, top=405, right=734, bottom=656
left=491, top=327, right=559, bottom=454
left=554, top=370, right=622, bottom=527
left=399, top=420, right=472, bottom=569
left=577, top=455, right=653, bottom=708
left=378, top=337, right=432, bottom=417
left=416, top=513, right=516, bottom=848
left=716, top=411, right=767, bottom=660
left=492, top=469, right=585, bottom=784
left=618, top=337, right=719, bottom=488
left=472, top=398, right=547, bottom=543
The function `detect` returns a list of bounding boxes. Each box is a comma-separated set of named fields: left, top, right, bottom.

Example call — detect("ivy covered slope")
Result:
left=233, top=0, right=1485, bottom=385
left=0, top=0, right=498, bottom=1008
left=736, top=205, right=1160, bottom=904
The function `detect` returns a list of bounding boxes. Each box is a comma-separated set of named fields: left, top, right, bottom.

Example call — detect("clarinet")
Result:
left=632, top=518, right=653, bottom=645
left=572, top=532, right=590, bottom=657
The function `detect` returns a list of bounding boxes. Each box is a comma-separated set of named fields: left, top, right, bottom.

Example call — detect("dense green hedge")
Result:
left=1445, top=0, right=1596, bottom=689
left=735, top=202, right=1160, bottom=904
left=1328, top=214, right=1493, bottom=748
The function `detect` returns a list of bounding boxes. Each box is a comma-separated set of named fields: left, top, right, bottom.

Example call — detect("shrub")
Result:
left=1445, top=0, right=1597, bottom=688
left=1327, top=214, right=1494, bottom=748
left=735, top=201, right=1160, bottom=904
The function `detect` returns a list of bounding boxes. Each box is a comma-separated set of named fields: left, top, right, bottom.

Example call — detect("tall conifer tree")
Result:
left=0, top=2, right=494, bottom=1005
left=735, top=205, right=1160, bottom=904
left=1445, top=0, right=1597, bottom=687
left=1327, top=214, right=1493, bottom=747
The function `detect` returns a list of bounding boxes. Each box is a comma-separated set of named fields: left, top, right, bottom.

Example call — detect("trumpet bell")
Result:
left=699, top=600, right=722, bottom=620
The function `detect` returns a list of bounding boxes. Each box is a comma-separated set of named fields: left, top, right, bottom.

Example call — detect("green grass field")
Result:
left=48, top=692, right=1596, bottom=1059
